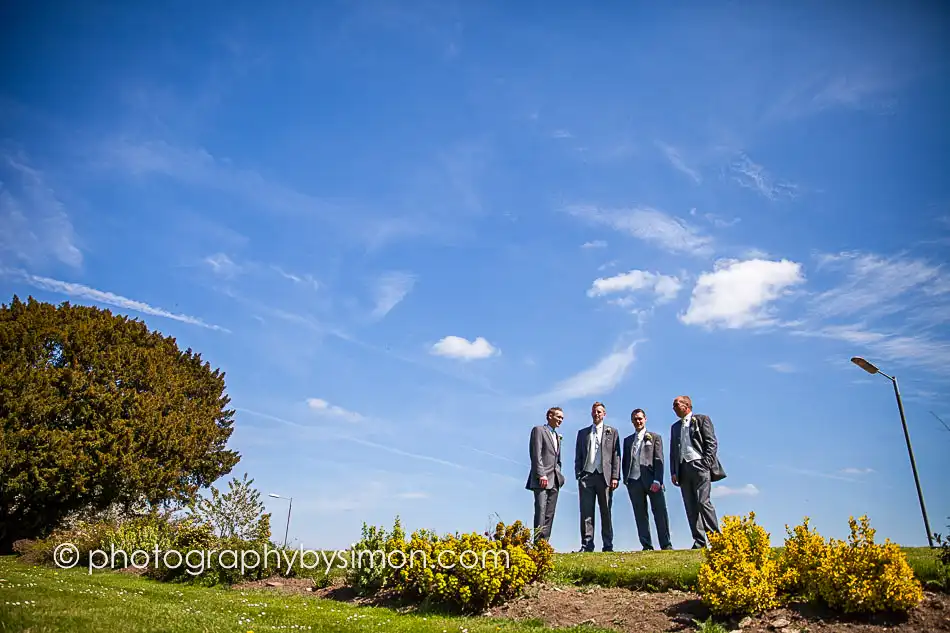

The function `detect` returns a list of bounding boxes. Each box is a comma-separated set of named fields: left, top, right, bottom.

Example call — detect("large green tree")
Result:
left=0, top=295, right=240, bottom=551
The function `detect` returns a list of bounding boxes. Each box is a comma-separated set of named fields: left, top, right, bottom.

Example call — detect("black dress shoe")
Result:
left=661, top=545, right=674, bottom=550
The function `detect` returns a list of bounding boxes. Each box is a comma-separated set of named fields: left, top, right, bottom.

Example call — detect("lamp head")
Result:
left=851, top=357, right=879, bottom=375
left=268, top=493, right=281, bottom=498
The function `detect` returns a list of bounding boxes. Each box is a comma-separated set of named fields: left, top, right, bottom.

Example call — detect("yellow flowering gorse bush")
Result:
left=346, top=517, right=552, bottom=612
left=778, top=516, right=827, bottom=599
left=810, top=515, right=923, bottom=614
left=697, top=511, right=785, bottom=616
left=700, top=513, right=924, bottom=616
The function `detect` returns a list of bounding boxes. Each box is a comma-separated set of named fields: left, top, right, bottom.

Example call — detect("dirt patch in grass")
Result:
left=491, top=584, right=950, bottom=633
left=241, top=576, right=950, bottom=633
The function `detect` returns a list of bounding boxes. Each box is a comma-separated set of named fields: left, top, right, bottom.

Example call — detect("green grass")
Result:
left=0, top=556, right=614, bottom=633
left=0, top=546, right=943, bottom=632
left=549, top=546, right=944, bottom=591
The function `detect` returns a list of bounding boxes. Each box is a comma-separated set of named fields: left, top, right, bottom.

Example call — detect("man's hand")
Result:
left=650, top=482, right=661, bottom=493
left=671, top=475, right=679, bottom=487
left=610, top=479, right=618, bottom=489
left=539, top=476, right=548, bottom=487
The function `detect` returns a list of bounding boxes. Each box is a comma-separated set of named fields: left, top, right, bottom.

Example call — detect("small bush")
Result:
left=812, top=515, right=923, bottom=614
left=933, top=517, right=950, bottom=591
left=778, top=516, right=828, bottom=600
left=345, top=516, right=407, bottom=596
left=344, top=517, right=552, bottom=612
left=697, top=512, right=784, bottom=616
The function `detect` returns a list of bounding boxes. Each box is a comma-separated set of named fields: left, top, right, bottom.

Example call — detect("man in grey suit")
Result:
left=669, top=395, right=726, bottom=549
left=574, top=401, right=621, bottom=552
left=622, top=408, right=672, bottom=551
left=526, top=407, right=566, bottom=542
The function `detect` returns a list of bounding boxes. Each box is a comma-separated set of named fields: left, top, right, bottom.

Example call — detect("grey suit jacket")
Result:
left=621, top=430, right=664, bottom=488
left=669, top=413, right=726, bottom=482
left=526, top=424, right=565, bottom=490
left=574, top=424, right=621, bottom=482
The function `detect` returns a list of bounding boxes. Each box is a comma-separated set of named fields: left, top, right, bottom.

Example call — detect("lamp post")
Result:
left=268, top=493, right=293, bottom=549
left=850, top=357, right=934, bottom=548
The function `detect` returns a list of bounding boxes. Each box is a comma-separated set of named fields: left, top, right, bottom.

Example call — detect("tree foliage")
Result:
left=186, top=473, right=268, bottom=541
left=0, top=295, right=240, bottom=551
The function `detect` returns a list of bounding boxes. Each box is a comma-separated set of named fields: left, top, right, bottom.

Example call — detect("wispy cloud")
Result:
left=790, top=250, right=950, bottom=375
left=811, top=251, right=946, bottom=321
left=430, top=335, right=500, bottom=360
left=306, top=397, right=364, bottom=422
left=581, top=240, right=607, bottom=249
left=770, top=69, right=904, bottom=120
left=729, top=153, right=798, bottom=201
left=769, top=362, right=796, bottom=373
left=0, top=150, right=82, bottom=269
left=711, top=484, right=759, bottom=498
left=1, top=268, right=228, bottom=332
left=534, top=341, right=638, bottom=404
left=656, top=141, right=701, bottom=184
left=371, top=271, right=415, bottom=319
left=840, top=467, right=875, bottom=475
left=567, top=205, right=714, bottom=256
left=679, top=258, right=806, bottom=329
left=103, top=139, right=485, bottom=249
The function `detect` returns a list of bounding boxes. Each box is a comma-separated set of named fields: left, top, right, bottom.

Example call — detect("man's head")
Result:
left=591, top=401, right=606, bottom=425
left=546, top=406, right=564, bottom=429
left=673, top=395, right=692, bottom=419
left=631, top=408, right=646, bottom=432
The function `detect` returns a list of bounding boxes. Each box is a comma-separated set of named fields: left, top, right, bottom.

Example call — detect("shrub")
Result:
left=933, top=517, right=950, bottom=591
left=811, top=515, right=923, bottom=614
left=697, top=512, right=784, bottom=616
left=778, top=516, right=828, bottom=600
left=344, top=517, right=552, bottom=612
left=345, top=516, right=407, bottom=597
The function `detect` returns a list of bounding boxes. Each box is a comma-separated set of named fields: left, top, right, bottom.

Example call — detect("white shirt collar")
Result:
left=681, top=412, right=693, bottom=425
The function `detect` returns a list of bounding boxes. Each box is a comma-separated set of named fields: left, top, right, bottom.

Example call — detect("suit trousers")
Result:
left=532, top=486, right=559, bottom=541
left=625, top=479, right=672, bottom=550
left=678, top=459, right=720, bottom=547
left=578, top=471, right=614, bottom=551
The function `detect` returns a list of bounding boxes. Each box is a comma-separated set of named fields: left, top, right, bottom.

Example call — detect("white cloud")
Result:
left=430, top=335, right=499, bottom=360
left=656, top=141, right=702, bottom=184
left=0, top=152, right=82, bottom=269
left=793, top=325, right=950, bottom=376
left=811, top=251, right=945, bottom=319
left=551, top=129, right=573, bottom=139
left=581, top=240, right=607, bottom=249
left=769, top=362, right=796, bottom=373
left=840, top=467, right=874, bottom=475
left=1, top=268, right=228, bottom=331
left=788, top=251, right=950, bottom=375
left=306, top=397, right=364, bottom=422
left=536, top=342, right=637, bottom=403
left=566, top=205, right=713, bottom=256
left=711, top=484, right=759, bottom=498
left=371, top=271, right=415, bottom=319
left=204, top=253, right=241, bottom=277
left=730, top=153, right=798, bottom=201
left=588, top=269, right=683, bottom=306
left=679, top=258, right=805, bottom=329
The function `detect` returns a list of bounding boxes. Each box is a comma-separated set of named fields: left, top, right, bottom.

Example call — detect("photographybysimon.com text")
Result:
left=51, top=542, right=513, bottom=576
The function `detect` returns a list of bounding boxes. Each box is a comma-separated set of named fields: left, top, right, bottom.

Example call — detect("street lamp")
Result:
left=268, top=493, right=293, bottom=549
left=850, top=357, right=934, bottom=548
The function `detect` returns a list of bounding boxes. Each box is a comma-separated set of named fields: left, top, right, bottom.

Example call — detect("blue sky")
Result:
left=2, top=1, right=949, bottom=552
